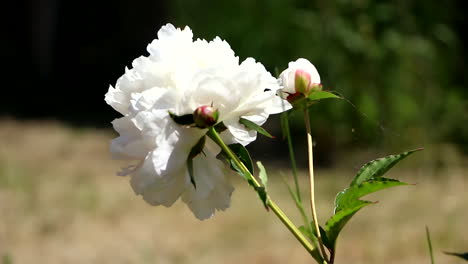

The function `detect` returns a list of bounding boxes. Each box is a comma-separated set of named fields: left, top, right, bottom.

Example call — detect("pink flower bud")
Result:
left=295, top=69, right=312, bottom=95
left=193, top=105, right=219, bottom=128
left=279, top=58, right=321, bottom=98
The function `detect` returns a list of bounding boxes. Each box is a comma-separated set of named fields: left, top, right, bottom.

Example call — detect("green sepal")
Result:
left=288, top=91, right=341, bottom=110
left=307, top=91, right=341, bottom=101
left=187, top=158, right=196, bottom=189
left=186, top=136, right=206, bottom=188
left=239, top=118, right=274, bottom=138
left=188, top=136, right=206, bottom=160
left=214, top=122, right=227, bottom=133
left=169, top=111, right=194, bottom=126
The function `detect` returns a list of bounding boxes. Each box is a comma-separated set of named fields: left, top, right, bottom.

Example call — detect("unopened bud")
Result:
left=279, top=58, right=322, bottom=101
left=193, top=106, right=219, bottom=128
left=294, top=69, right=312, bottom=95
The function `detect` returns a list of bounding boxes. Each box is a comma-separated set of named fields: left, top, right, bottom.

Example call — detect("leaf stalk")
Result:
left=207, top=127, right=324, bottom=262
left=304, top=108, right=328, bottom=261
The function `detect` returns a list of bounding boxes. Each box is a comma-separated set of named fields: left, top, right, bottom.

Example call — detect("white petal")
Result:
left=129, top=146, right=180, bottom=195
left=110, top=116, right=148, bottom=159
left=105, top=85, right=130, bottom=115
left=140, top=164, right=188, bottom=207
left=181, top=75, right=240, bottom=117
left=264, top=92, right=292, bottom=114
left=224, top=118, right=257, bottom=146
left=110, top=136, right=147, bottom=160
left=240, top=113, right=268, bottom=126
left=182, top=151, right=233, bottom=220
left=129, top=124, right=203, bottom=193
left=279, top=68, right=296, bottom=95
left=130, top=87, right=178, bottom=114
left=106, top=23, right=292, bottom=219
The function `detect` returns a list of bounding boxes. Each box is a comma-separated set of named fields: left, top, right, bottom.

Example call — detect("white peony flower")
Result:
left=279, top=58, right=321, bottom=98
left=105, top=23, right=291, bottom=220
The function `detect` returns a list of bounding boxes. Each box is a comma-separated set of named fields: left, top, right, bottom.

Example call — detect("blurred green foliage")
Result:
left=168, top=0, right=467, bottom=153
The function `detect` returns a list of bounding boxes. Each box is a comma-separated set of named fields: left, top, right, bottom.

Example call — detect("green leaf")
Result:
left=350, top=148, right=422, bottom=187
left=255, top=162, right=269, bottom=210
left=299, top=224, right=332, bottom=251
left=2, top=254, right=12, bottom=264
left=281, top=176, right=301, bottom=207
left=168, top=111, right=194, bottom=125
left=307, top=91, right=341, bottom=101
left=324, top=149, right=423, bottom=250
left=444, top=252, right=468, bottom=261
left=239, top=118, right=274, bottom=138
left=335, top=178, right=408, bottom=212
left=223, top=144, right=257, bottom=193
left=254, top=186, right=269, bottom=210
left=325, top=201, right=372, bottom=248
left=220, top=144, right=268, bottom=210
left=319, top=226, right=332, bottom=251
left=228, top=143, right=254, bottom=175
left=257, top=161, right=268, bottom=188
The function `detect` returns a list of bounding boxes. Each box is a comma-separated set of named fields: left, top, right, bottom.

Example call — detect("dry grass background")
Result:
left=0, top=119, right=466, bottom=264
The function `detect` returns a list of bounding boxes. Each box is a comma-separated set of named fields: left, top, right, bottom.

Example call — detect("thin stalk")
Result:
left=281, top=112, right=302, bottom=202
left=304, top=109, right=328, bottom=261
left=330, top=250, right=335, bottom=264
left=426, top=226, right=435, bottom=264
left=207, top=127, right=323, bottom=262
left=281, top=112, right=315, bottom=244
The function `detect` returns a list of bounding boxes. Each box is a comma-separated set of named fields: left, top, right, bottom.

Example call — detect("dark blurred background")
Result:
left=3, top=0, right=467, bottom=167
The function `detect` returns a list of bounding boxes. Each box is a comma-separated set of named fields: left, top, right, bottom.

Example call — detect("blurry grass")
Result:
left=0, top=119, right=467, bottom=264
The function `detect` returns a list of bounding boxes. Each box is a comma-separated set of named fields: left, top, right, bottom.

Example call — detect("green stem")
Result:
left=304, top=109, right=328, bottom=261
left=426, top=226, right=435, bottom=264
left=330, top=250, right=335, bottom=264
left=281, top=112, right=315, bottom=244
left=281, top=112, right=302, bottom=202
left=207, top=127, right=322, bottom=262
